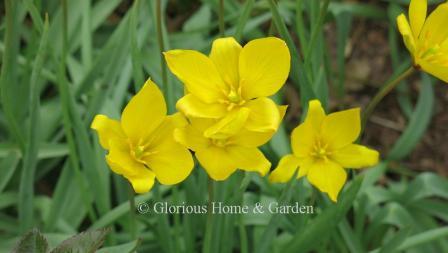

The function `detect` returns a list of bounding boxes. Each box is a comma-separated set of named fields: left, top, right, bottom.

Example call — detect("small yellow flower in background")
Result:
left=174, top=108, right=273, bottom=181
left=269, top=100, right=379, bottom=202
left=91, top=79, right=194, bottom=193
left=397, top=0, right=448, bottom=82
left=164, top=37, right=290, bottom=134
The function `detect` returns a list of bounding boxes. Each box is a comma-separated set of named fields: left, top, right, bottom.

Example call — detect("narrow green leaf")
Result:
left=19, top=14, right=50, bottom=233
left=234, top=0, right=255, bottom=41
left=96, top=240, right=140, bottom=253
left=0, top=151, right=20, bottom=193
left=388, top=74, right=434, bottom=160
left=282, top=176, right=363, bottom=253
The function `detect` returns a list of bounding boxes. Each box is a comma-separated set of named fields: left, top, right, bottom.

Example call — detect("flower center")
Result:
left=211, top=138, right=228, bottom=148
left=310, top=139, right=331, bottom=160
left=129, top=139, right=155, bottom=163
left=219, top=86, right=246, bottom=111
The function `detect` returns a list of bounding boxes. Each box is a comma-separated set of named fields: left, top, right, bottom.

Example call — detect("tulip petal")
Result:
left=397, top=14, right=417, bottom=56
left=174, top=125, right=210, bottom=151
left=91, top=114, right=125, bottom=149
left=126, top=171, right=156, bottom=194
left=230, top=129, right=275, bottom=148
left=227, top=146, right=271, bottom=176
left=204, top=108, right=250, bottom=139
left=419, top=3, right=448, bottom=44
left=321, top=108, right=361, bottom=149
left=409, top=0, right=427, bottom=38
left=121, top=80, right=166, bottom=142
left=164, top=50, right=228, bottom=103
left=269, top=154, right=301, bottom=183
left=176, top=94, right=227, bottom=119
left=106, top=139, right=156, bottom=193
left=244, top=97, right=281, bottom=132
left=307, top=160, right=347, bottom=202
left=331, top=144, right=379, bottom=169
left=196, top=147, right=237, bottom=181
left=239, top=37, right=290, bottom=99
left=142, top=115, right=194, bottom=185
left=419, top=59, right=448, bottom=83
left=210, top=37, right=242, bottom=88
left=305, top=100, right=326, bottom=129
left=291, top=121, right=317, bottom=157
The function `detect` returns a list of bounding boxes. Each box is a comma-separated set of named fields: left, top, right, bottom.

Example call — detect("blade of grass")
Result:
left=234, top=0, right=255, bottom=41
left=18, top=14, right=49, bottom=233
left=0, top=0, right=25, bottom=149
left=282, top=176, right=364, bottom=253
left=267, top=0, right=316, bottom=107
left=130, top=0, right=144, bottom=91
left=387, top=74, right=434, bottom=160
left=0, top=151, right=20, bottom=193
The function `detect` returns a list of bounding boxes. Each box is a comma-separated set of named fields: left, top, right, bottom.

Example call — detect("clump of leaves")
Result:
left=11, top=228, right=111, bottom=253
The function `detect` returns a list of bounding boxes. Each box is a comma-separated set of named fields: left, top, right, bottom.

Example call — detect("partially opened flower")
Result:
left=91, top=79, right=194, bottom=193
left=164, top=37, right=290, bottom=133
left=174, top=109, right=273, bottom=181
left=397, top=0, right=448, bottom=82
left=269, top=100, right=379, bottom=202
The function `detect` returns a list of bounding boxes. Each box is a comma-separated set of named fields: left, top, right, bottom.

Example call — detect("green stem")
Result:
left=128, top=183, right=137, bottom=240
left=203, top=178, right=215, bottom=253
left=155, top=0, right=169, bottom=104
left=219, top=0, right=225, bottom=37
left=362, top=66, right=415, bottom=129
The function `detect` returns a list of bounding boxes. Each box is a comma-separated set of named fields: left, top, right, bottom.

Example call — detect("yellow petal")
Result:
left=106, top=138, right=142, bottom=176
left=291, top=121, right=316, bottom=157
left=176, top=94, right=227, bottom=119
left=127, top=170, right=156, bottom=193
left=209, top=37, right=242, bottom=87
left=321, top=108, right=361, bottom=149
left=140, top=115, right=194, bottom=185
left=204, top=108, right=250, bottom=139
left=305, top=100, right=326, bottom=129
left=195, top=147, right=237, bottom=181
left=287, top=100, right=324, bottom=157
left=227, top=146, right=271, bottom=176
left=397, top=14, right=417, bottom=56
left=174, top=125, right=210, bottom=151
left=145, top=138, right=194, bottom=186
left=121, top=79, right=166, bottom=142
left=307, top=160, right=347, bottom=202
left=244, top=97, right=281, bottom=132
left=419, top=58, right=448, bottom=83
left=269, top=154, right=301, bottom=183
left=297, top=158, right=314, bottom=179
left=239, top=37, right=290, bottom=99
left=91, top=114, right=125, bottom=149
left=106, top=139, right=155, bottom=193
left=164, top=50, right=228, bottom=103
left=331, top=144, right=379, bottom=169
left=230, top=129, right=275, bottom=148
left=409, top=0, right=427, bottom=38
left=419, top=3, right=448, bottom=44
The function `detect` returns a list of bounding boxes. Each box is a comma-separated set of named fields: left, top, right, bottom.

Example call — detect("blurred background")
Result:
left=0, top=0, right=447, bottom=252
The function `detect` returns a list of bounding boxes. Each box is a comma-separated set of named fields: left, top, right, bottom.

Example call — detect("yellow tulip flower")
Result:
left=397, top=0, right=448, bottom=82
left=269, top=100, right=379, bottom=202
left=91, top=79, right=194, bottom=193
left=164, top=37, right=290, bottom=133
left=174, top=108, right=274, bottom=181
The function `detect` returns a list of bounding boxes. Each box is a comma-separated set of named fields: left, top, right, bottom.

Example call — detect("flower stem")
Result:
left=155, top=0, right=170, bottom=109
left=202, top=178, right=215, bottom=253
left=219, top=0, right=225, bottom=37
left=362, top=66, right=415, bottom=129
left=128, top=183, right=137, bottom=240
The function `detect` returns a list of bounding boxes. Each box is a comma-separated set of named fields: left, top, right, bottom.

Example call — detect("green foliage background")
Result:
left=0, top=0, right=447, bottom=252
